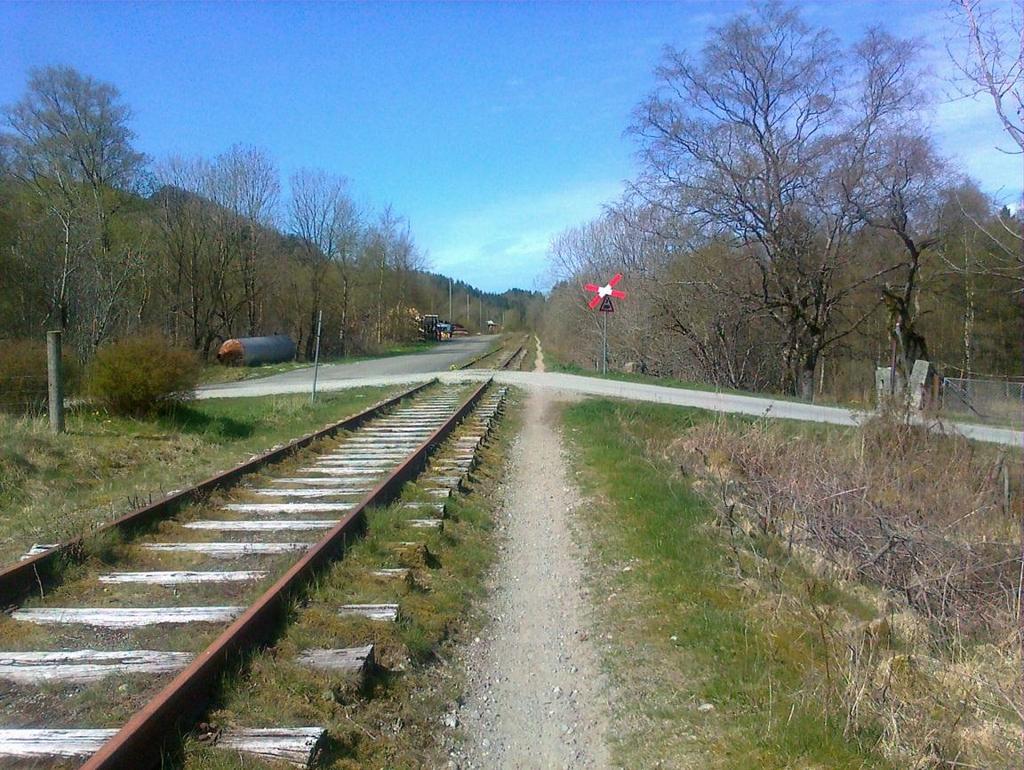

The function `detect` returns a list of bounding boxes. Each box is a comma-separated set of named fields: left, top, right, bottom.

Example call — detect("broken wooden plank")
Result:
left=0, top=728, right=117, bottom=759
left=337, top=604, right=399, bottom=622
left=215, top=727, right=326, bottom=768
left=370, top=568, right=411, bottom=580
left=421, top=475, right=463, bottom=489
left=0, top=649, right=192, bottom=683
left=11, top=606, right=243, bottom=628
left=142, top=542, right=309, bottom=556
left=183, top=520, right=338, bottom=531
left=19, top=544, right=59, bottom=561
left=295, top=645, right=374, bottom=675
left=99, top=570, right=267, bottom=584
left=400, top=501, right=446, bottom=514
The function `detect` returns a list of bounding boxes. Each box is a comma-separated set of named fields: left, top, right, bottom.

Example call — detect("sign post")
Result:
left=584, top=274, right=626, bottom=375
left=310, top=309, right=323, bottom=404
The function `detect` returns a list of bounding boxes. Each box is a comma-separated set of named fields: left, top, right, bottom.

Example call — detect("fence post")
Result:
left=46, top=330, right=65, bottom=434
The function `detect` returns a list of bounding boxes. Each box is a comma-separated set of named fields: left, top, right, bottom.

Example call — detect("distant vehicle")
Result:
left=216, top=335, right=296, bottom=366
left=421, top=314, right=440, bottom=341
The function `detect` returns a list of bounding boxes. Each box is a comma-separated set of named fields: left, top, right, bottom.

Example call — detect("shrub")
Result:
left=87, top=335, right=200, bottom=416
left=0, top=338, right=80, bottom=414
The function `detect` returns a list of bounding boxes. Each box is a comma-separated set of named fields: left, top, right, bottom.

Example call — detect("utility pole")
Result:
left=466, top=292, right=470, bottom=328
left=310, top=310, right=323, bottom=403
left=479, top=297, right=483, bottom=332
left=448, top=278, right=452, bottom=323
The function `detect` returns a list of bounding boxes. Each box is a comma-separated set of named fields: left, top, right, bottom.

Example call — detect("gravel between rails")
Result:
left=451, top=387, right=610, bottom=769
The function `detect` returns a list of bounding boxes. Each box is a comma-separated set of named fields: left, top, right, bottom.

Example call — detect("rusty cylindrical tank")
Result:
left=215, top=335, right=297, bottom=367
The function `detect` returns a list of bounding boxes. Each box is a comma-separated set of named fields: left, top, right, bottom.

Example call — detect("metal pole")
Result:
left=448, top=279, right=452, bottom=324
left=310, top=310, right=323, bottom=404
left=46, top=330, right=64, bottom=434
left=602, top=311, right=608, bottom=375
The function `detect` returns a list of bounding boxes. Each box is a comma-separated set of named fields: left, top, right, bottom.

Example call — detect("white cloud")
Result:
left=424, top=179, right=625, bottom=292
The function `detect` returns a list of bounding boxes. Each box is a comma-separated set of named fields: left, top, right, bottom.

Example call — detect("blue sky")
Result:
left=2, top=1, right=1019, bottom=292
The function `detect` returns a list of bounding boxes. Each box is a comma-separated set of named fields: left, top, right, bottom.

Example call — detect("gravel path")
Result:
left=534, top=335, right=545, bottom=373
left=198, top=368, right=1023, bottom=449
left=452, top=388, right=609, bottom=769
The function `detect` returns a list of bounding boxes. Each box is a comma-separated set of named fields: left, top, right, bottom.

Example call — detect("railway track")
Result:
left=459, top=335, right=527, bottom=371
left=0, top=380, right=508, bottom=768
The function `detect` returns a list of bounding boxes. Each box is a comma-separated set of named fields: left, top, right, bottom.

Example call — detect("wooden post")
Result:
left=46, top=331, right=64, bottom=435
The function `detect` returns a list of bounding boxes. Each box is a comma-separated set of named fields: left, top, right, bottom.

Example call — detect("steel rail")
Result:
left=498, top=343, right=525, bottom=370
left=81, top=377, right=493, bottom=770
left=0, top=380, right=434, bottom=607
left=457, top=340, right=503, bottom=370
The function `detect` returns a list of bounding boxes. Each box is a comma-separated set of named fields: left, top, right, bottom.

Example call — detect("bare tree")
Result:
left=153, top=156, right=238, bottom=355
left=949, top=0, right=1024, bottom=153
left=947, top=0, right=1024, bottom=289
left=844, top=131, right=946, bottom=380
left=289, top=168, right=361, bottom=357
left=208, top=145, right=279, bottom=335
left=631, top=5, right=926, bottom=399
left=1, top=65, right=146, bottom=345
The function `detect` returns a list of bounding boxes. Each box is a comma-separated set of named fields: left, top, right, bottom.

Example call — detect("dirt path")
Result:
left=534, top=335, right=545, bottom=373
left=453, top=388, right=609, bottom=768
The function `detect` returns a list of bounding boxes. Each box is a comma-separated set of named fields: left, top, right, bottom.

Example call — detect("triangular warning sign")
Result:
left=598, top=296, right=615, bottom=313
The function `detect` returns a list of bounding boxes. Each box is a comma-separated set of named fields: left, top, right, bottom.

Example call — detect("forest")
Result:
left=541, top=2, right=1022, bottom=403
left=0, top=65, right=539, bottom=368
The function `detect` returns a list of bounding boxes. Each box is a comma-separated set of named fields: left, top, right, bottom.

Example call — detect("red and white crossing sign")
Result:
left=584, top=273, right=626, bottom=312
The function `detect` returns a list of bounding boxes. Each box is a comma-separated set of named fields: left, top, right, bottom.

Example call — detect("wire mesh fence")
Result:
left=0, top=374, right=50, bottom=415
left=940, top=376, right=1024, bottom=429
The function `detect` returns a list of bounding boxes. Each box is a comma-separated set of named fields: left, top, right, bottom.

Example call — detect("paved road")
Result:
left=198, top=335, right=498, bottom=399
left=198, top=366, right=1022, bottom=448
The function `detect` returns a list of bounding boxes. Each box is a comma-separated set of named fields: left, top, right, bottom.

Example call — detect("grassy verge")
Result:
left=562, top=399, right=890, bottom=768
left=519, top=334, right=538, bottom=371
left=0, top=387, right=397, bottom=565
left=179, top=388, right=523, bottom=769
left=200, top=340, right=440, bottom=384
left=547, top=355, right=855, bottom=407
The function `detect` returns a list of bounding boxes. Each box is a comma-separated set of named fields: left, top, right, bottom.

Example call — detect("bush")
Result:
left=87, top=335, right=200, bottom=416
left=0, top=338, right=80, bottom=414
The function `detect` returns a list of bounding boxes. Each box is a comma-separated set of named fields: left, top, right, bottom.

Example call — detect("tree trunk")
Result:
left=339, top=274, right=350, bottom=357
left=798, top=351, right=817, bottom=402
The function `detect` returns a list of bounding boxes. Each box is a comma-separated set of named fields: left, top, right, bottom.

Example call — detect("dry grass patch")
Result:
left=676, top=413, right=1022, bottom=767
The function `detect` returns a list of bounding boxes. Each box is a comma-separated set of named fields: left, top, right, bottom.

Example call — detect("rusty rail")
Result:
left=81, top=378, right=493, bottom=769
left=0, top=380, right=434, bottom=607
left=498, top=343, right=525, bottom=370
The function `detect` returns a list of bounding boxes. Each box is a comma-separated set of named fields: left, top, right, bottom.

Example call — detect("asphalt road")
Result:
left=198, top=335, right=499, bottom=398
left=197, top=361, right=1023, bottom=449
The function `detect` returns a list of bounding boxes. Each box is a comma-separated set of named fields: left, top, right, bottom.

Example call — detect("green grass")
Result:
left=562, top=399, right=890, bottom=768
left=200, top=340, right=441, bottom=384
left=0, top=386, right=398, bottom=566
